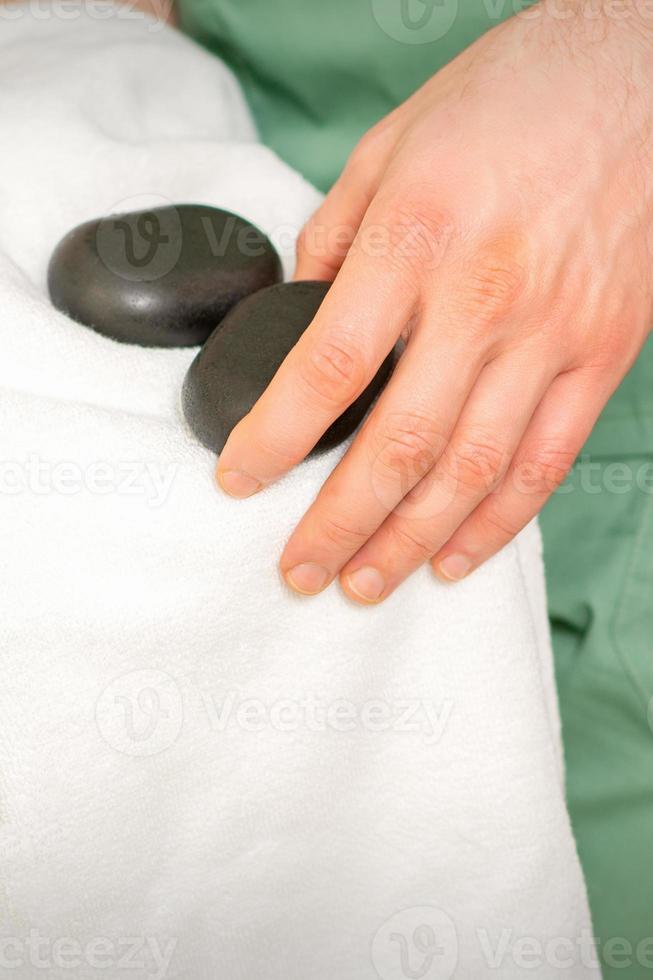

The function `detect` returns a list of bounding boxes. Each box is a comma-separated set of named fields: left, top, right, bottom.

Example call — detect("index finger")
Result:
left=216, top=208, right=420, bottom=497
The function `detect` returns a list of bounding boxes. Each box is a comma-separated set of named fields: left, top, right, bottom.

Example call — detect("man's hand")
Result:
left=217, top=2, right=653, bottom=603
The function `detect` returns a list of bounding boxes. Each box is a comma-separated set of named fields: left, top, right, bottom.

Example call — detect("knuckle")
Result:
left=446, top=432, right=508, bottom=494
left=388, top=520, right=434, bottom=562
left=479, top=503, right=522, bottom=541
left=299, top=333, right=368, bottom=407
left=451, top=236, right=527, bottom=328
left=517, top=441, right=577, bottom=495
left=381, top=199, right=458, bottom=279
left=373, top=412, right=444, bottom=487
left=320, top=513, right=369, bottom=551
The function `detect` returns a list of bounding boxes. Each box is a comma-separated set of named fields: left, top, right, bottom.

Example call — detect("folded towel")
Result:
left=0, top=8, right=598, bottom=979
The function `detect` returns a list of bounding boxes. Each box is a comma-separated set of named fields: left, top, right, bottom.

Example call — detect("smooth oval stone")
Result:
left=182, top=280, right=396, bottom=457
left=47, top=204, right=283, bottom=347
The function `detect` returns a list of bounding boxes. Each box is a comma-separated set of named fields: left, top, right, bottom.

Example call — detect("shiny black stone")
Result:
left=47, top=204, right=283, bottom=347
left=182, top=280, right=396, bottom=457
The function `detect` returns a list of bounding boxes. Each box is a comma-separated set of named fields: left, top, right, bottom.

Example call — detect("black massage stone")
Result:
left=182, top=280, right=396, bottom=457
left=47, top=204, right=283, bottom=347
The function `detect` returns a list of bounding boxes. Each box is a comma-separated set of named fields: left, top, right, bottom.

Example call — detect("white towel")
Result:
left=0, top=9, right=598, bottom=979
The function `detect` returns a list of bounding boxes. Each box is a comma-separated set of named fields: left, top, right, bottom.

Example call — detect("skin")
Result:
left=217, top=1, right=653, bottom=604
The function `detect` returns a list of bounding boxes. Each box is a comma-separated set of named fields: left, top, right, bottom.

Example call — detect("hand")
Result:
left=217, top=2, right=653, bottom=604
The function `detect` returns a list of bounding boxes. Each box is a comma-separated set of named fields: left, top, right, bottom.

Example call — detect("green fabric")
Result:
left=177, top=0, right=515, bottom=193
left=178, top=2, right=653, bottom=972
left=541, top=443, right=653, bottom=977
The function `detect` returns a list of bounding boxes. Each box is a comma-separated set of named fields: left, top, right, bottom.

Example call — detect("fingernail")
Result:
left=436, top=554, right=472, bottom=582
left=217, top=469, right=262, bottom=499
left=346, top=566, right=385, bottom=603
left=286, top=563, right=331, bottom=596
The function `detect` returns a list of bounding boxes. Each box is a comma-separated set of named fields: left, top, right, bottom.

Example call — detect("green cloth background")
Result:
left=178, top=1, right=653, bottom=972
left=177, top=0, right=516, bottom=192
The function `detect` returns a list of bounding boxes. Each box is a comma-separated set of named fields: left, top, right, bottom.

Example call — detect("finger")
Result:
left=295, top=129, right=394, bottom=281
left=431, top=367, right=612, bottom=582
left=217, top=197, right=424, bottom=497
left=279, top=327, right=484, bottom=595
left=294, top=172, right=375, bottom=282
left=338, top=351, right=554, bottom=603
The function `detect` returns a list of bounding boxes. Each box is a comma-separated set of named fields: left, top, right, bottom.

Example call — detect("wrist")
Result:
left=551, top=0, right=653, bottom=122
left=531, top=0, right=652, bottom=53
left=618, top=0, right=653, bottom=47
